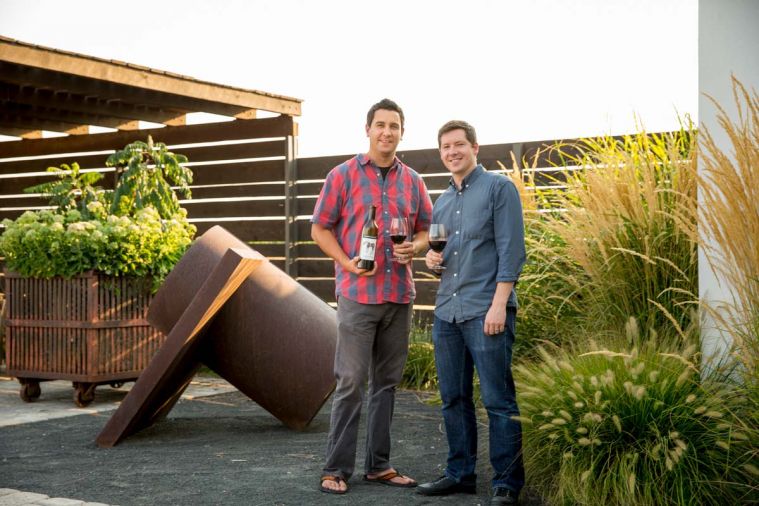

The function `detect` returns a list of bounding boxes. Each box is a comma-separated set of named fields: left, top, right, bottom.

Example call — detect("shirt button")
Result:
left=453, top=293, right=457, bottom=297
left=453, top=273, right=457, bottom=277
left=454, top=251, right=458, bottom=255
left=386, top=269, right=391, bottom=273
left=455, top=231, right=460, bottom=234
left=456, top=210, right=460, bottom=214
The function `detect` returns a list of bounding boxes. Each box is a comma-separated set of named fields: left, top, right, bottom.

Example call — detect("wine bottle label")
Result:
left=359, top=235, right=377, bottom=261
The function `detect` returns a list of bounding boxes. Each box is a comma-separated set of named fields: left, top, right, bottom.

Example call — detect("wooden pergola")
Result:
left=0, top=36, right=303, bottom=275
left=0, top=35, right=301, bottom=138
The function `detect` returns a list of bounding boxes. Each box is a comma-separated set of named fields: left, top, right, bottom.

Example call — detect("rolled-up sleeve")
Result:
left=311, top=168, right=343, bottom=228
left=494, top=178, right=526, bottom=283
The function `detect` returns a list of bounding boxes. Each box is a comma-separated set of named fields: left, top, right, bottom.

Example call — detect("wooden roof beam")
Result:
left=0, top=126, right=43, bottom=139
left=0, top=102, right=147, bottom=130
left=0, top=115, right=91, bottom=135
left=0, top=38, right=301, bottom=116
left=0, top=63, right=262, bottom=119
left=0, top=83, right=190, bottom=126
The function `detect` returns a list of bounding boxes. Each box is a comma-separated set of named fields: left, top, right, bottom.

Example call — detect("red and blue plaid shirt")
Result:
left=311, top=153, right=433, bottom=304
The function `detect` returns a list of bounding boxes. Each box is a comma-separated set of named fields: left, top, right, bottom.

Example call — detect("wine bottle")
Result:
left=357, top=205, right=378, bottom=270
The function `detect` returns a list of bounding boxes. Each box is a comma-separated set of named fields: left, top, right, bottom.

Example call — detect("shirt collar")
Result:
left=358, top=153, right=402, bottom=170
left=448, top=164, right=484, bottom=191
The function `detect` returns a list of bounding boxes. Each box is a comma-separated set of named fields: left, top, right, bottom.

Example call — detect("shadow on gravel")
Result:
left=0, top=390, right=545, bottom=505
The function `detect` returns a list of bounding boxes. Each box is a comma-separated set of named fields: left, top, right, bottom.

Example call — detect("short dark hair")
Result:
left=366, top=98, right=405, bottom=131
left=438, top=120, right=477, bottom=147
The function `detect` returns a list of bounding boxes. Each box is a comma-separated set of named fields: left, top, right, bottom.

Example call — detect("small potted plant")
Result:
left=0, top=137, right=196, bottom=406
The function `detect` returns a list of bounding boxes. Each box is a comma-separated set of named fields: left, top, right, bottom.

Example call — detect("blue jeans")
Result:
left=432, top=311, right=525, bottom=492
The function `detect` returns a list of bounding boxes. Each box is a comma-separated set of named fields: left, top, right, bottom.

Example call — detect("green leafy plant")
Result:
left=24, top=163, right=107, bottom=219
left=0, top=138, right=196, bottom=289
left=402, top=320, right=438, bottom=391
left=107, top=136, right=192, bottom=219
left=515, top=329, right=758, bottom=505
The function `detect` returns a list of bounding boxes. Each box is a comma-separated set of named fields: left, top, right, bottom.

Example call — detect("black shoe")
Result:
left=416, top=475, right=476, bottom=496
left=491, top=487, right=519, bottom=505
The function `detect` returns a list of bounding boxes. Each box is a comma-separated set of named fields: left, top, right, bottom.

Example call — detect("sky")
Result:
left=0, top=0, right=698, bottom=158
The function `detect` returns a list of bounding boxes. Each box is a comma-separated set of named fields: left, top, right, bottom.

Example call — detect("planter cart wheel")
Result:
left=19, top=379, right=41, bottom=402
left=109, top=382, right=125, bottom=389
left=73, top=382, right=97, bottom=407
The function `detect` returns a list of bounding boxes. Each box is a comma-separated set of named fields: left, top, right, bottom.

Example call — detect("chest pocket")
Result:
left=462, top=193, right=493, bottom=240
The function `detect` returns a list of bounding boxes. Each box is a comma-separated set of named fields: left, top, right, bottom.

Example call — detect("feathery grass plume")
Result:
left=514, top=125, right=699, bottom=349
left=515, top=334, right=757, bottom=505
left=694, top=76, right=759, bottom=380
left=694, top=79, right=759, bottom=496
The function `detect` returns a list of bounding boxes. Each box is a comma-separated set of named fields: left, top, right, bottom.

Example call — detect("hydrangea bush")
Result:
left=0, top=137, right=196, bottom=289
left=0, top=206, right=193, bottom=284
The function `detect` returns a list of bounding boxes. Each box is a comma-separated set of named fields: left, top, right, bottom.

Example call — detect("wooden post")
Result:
left=284, top=134, right=298, bottom=278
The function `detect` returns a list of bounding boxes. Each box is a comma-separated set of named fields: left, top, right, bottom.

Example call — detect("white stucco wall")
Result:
left=698, top=0, right=759, bottom=363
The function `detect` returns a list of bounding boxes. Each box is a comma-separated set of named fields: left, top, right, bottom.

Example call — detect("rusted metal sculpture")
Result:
left=96, top=226, right=337, bottom=447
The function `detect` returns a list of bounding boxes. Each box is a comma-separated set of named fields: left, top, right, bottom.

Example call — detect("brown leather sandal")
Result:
left=363, top=470, right=417, bottom=488
left=320, top=475, right=348, bottom=494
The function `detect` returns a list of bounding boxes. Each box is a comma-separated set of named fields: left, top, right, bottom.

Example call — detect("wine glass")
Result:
left=428, top=223, right=447, bottom=270
left=389, top=217, right=409, bottom=262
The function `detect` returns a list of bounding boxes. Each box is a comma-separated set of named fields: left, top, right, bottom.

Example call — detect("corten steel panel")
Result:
left=96, top=247, right=262, bottom=447
left=146, top=225, right=337, bottom=431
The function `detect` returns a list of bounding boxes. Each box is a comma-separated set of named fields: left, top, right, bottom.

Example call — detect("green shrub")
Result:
left=515, top=332, right=758, bottom=505
left=0, top=207, right=193, bottom=285
left=0, top=137, right=196, bottom=289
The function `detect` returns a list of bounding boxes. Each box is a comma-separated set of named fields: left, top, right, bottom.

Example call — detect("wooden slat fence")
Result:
left=0, top=124, right=585, bottom=321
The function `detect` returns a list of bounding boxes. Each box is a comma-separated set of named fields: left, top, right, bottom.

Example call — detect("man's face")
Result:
left=366, top=109, right=403, bottom=157
left=439, top=128, right=479, bottom=177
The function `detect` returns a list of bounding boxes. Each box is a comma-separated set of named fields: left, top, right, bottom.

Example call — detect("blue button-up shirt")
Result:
left=433, top=165, right=526, bottom=323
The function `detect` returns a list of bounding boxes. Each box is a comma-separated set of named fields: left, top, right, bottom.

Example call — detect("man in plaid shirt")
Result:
left=312, top=99, right=432, bottom=494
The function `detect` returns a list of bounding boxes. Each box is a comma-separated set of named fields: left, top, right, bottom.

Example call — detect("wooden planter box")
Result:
left=4, top=271, right=166, bottom=406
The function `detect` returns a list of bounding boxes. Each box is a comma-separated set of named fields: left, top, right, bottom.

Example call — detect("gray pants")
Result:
left=322, top=297, right=413, bottom=480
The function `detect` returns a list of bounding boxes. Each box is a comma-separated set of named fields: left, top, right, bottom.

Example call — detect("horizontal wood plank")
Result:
left=183, top=198, right=285, bottom=219
left=190, top=160, right=285, bottom=186
left=192, top=220, right=286, bottom=242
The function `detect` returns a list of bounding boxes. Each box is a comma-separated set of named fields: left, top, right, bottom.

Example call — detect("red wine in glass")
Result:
left=428, top=223, right=447, bottom=269
left=389, top=217, right=409, bottom=261
left=428, top=239, right=447, bottom=252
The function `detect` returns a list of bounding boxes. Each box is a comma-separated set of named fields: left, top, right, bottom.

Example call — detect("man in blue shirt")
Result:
left=417, top=120, right=526, bottom=505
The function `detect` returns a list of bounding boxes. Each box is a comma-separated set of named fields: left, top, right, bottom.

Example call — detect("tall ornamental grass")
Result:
left=695, top=77, right=759, bottom=378
left=516, top=128, right=699, bottom=346
left=506, top=158, right=583, bottom=355
left=515, top=325, right=758, bottom=505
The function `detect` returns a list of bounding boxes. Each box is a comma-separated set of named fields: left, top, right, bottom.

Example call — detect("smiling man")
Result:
left=417, top=120, right=526, bottom=505
left=311, top=99, right=432, bottom=495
